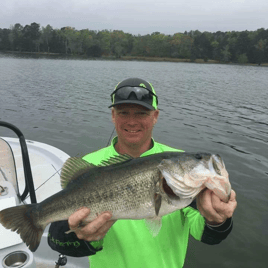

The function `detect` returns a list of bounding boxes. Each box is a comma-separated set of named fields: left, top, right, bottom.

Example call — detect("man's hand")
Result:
left=197, top=189, right=237, bottom=225
left=68, top=208, right=116, bottom=241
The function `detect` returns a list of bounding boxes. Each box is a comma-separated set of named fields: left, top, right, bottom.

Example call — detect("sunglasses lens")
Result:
left=115, top=87, right=151, bottom=101
left=110, top=86, right=158, bottom=109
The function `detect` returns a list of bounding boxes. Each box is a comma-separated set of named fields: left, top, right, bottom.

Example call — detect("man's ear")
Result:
left=153, top=109, right=159, bottom=125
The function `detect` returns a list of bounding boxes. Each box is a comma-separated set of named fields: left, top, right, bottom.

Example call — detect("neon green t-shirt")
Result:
left=82, top=137, right=205, bottom=268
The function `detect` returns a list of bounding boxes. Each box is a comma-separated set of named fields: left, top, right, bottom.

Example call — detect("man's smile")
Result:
left=125, top=129, right=141, bottom=133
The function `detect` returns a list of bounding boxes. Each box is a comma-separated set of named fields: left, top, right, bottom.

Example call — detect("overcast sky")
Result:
left=1, top=0, right=267, bottom=35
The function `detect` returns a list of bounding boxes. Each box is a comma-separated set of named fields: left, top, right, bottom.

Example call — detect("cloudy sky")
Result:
left=1, top=0, right=267, bottom=35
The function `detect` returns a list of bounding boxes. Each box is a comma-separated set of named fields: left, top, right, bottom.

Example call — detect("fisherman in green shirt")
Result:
left=48, top=78, right=237, bottom=267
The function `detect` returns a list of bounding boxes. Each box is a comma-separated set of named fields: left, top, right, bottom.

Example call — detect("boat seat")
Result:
left=0, top=138, right=19, bottom=198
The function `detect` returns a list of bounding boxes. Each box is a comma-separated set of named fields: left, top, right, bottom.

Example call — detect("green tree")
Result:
left=59, top=27, right=82, bottom=54
left=125, top=33, right=134, bottom=54
left=131, top=34, right=151, bottom=56
left=87, top=44, right=102, bottom=57
left=9, top=23, right=23, bottom=51
left=49, top=29, right=65, bottom=53
left=221, top=45, right=231, bottom=62
left=41, top=24, right=53, bottom=53
left=193, top=32, right=213, bottom=61
left=58, top=27, right=69, bottom=54
left=235, top=31, right=250, bottom=58
left=211, top=40, right=220, bottom=61
left=79, top=29, right=96, bottom=54
left=237, top=53, right=248, bottom=64
left=225, top=31, right=238, bottom=62
left=254, top=39, right=267, bottom=64
left=22, top=22, right=41, bottom=52
left=170, top=33, right=193, bottom=58
left=0, top=28, right=11, bottom=50
left=110, top=30, right=128, bottom=58
left=148, top=32, right=171, bottom=57
left=96, top=30, right=111, bottom=56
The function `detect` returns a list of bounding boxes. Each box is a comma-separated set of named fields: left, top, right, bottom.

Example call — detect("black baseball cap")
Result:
left=109, top=78, right=158, bottom=110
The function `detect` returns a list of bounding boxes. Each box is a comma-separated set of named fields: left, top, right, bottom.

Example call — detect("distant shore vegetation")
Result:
left=0, top=23, right=268, bottom=65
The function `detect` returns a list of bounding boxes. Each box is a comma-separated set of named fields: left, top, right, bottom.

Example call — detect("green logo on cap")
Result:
left=139, top=83, right=146, bottom=88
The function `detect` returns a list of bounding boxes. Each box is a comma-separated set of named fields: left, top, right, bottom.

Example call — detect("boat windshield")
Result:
left=0, top=138, right=19, bottom=197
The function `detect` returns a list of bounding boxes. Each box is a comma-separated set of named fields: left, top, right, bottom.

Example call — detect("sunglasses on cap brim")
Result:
left=111, top=86, right=158, bottom=104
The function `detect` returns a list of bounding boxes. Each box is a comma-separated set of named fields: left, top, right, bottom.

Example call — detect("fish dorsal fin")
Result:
left=61, top=157, right=96, bottom=189
left=99, top=154, right=133, bottom=166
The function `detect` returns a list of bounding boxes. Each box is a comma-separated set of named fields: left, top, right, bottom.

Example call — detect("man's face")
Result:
left=112, top=104, right=159, bottom=147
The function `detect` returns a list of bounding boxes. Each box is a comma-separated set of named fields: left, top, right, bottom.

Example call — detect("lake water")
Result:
left=0, top=53, right=267, bottom=268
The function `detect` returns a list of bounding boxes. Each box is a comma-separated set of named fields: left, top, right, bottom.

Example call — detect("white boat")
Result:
left=0, top=121, right=90, bottom=268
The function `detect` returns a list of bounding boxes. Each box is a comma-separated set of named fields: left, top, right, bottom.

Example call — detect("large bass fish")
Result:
left=0, top=152, right=231, bottom=252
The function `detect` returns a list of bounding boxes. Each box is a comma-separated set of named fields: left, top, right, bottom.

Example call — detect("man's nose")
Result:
left=126, top=114, right=138, bottom=125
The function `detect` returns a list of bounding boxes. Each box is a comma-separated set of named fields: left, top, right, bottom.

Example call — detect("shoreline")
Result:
left=1, top=51, right=267, bottom=66
left=120, top=56, right=268, bottom=66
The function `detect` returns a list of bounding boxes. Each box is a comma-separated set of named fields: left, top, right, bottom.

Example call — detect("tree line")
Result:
left=0, top=22, right=267, bottom=64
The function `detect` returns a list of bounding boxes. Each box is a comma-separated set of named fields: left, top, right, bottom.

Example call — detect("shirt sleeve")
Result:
left=183, top=200, right=233, bottom=245
left=47, top=220, right=103, bottom=257
left=201, top=218, right=233, bottom=245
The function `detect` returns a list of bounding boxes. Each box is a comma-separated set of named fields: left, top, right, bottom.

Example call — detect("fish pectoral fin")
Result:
left=61, top=157, right=97, bottom=189
left=145, top=217, right=162, bottom=236
left=154, top=193, right=162, bottom=216
left=65, top=226, right=82, bottom=234
left=65, top=229, right=75, bottom=234
left=65, top=221, right=86, bottom=234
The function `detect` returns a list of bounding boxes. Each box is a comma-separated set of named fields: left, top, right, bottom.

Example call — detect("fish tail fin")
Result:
left=0, top=204, right=45, bottom=252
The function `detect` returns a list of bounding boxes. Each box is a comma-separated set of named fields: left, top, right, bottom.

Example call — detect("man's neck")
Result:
left=114, top=139, right=153, bottom=158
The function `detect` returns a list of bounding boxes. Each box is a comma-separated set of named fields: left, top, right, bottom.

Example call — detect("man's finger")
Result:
left=198, top=189, right=213, bottom=213
left=95, top=219, right=116, bottom=235
left=80, top=212, right=113, bottom=236
left=75, top=212, right=113, bottom=241
left=68, top=207, right=90, bottom=230
left=211, top=192, right=224, bottom=210
left=198, top=189, right=224, bottom=223
left=229, top=189, right=236, bottom=201
left=211, top=190, right=237, bottom=216
left=83, top=220, right=116, bottom=241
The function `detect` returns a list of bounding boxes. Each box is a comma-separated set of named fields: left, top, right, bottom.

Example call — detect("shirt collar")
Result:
left=111, top=136, right=156, bottom=157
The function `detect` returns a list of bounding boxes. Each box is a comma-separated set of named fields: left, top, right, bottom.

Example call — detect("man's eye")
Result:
left=137, top=112, right=148, bottom=116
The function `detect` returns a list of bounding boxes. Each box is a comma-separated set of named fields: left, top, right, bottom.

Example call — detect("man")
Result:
left=48, top=78, right=237, bottom=267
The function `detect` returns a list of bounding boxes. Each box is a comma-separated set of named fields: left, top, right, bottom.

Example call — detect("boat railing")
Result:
left=0, top=121, right=36, bottom=204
